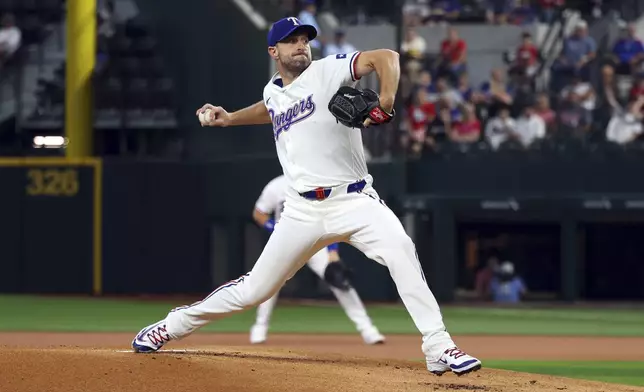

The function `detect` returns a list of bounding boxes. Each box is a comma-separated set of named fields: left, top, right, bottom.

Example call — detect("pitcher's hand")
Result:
left=196, top=104, right=231, bottom=127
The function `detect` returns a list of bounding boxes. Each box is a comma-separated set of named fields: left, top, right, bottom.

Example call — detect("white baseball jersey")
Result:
left=254, top=175, right=288, bottom=221
left=263, top=51, right=370, bottom=193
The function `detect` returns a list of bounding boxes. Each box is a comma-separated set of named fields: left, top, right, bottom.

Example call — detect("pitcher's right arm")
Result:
left=197, top=100, right=271, bottom=127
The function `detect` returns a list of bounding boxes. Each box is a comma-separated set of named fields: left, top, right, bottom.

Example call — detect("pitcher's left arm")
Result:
left=353, top=49, right=401, bottom=113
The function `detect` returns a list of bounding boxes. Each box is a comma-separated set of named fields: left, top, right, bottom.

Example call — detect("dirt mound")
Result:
left=1, top=332, right=644, bottom=360
left=1, top=347, right=642, bottom=392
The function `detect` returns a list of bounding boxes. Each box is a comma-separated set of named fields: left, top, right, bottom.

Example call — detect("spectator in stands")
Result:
left=456, top=73, right=474, bottom=102
left=511, top=79, right=536, bottom=117
left=298, top=0, right=321, bottom=50
left=416, top=69, right=440, bottom=102
left=323, top=30, right=356, bottom=57
left=560, top=73, right=596, bottom=133
left=417, top=69, right=433, bottom=90
left=98, top=0, right=116, bottom=39
left=534, top=93, right=557, bottom=133
left=436, top=26, right=467, bottom=84
left=609, top=23, right=644, bottom=76
left=429, top=99, right=456, bottom=145
left=0, top=13, right=21, bottom=65
left=490, top=261, right=527, bottom=304
left=402, top=68, right=432, bottom=109
left=514, top=104, right=546, bottom=147
left=403, top=0, right=431, bottom=27
left=510, top=32, right=540, bottom=81
left=402, top=27, right=427, bottom=60
left=606, top=95, right=644, bottom=145
left=537, top=0, right=564, bottom=24
left=404, top=88, right=437, bottom=156
left=629, top=75, right=644, bottom=103
left=450, top=103, right=481, bottom=144
left=558, top=98, right=590, bottom=137
left=480, top=68, right=514, bottom=118
left=596, top=65, right=622, bottom=127
left=475, top=254, right=499, bottom=300
left=425, top=0, right=461, bottom=25
left=402, top=27, right=427, bottom=83
left=436, top=77, right=463, bottom=108
left=486, top=0, right=512, bottom=24
left=485, top=106, right=517, bottom=150
left=551, top=20, right=596, bottom=84
left=586, top=0, right=604, bottom=20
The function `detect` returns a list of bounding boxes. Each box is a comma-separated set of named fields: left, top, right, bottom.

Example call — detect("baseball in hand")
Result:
left=199, top=109, right=213, bottom=125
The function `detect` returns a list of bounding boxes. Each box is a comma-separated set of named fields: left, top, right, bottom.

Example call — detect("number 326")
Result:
left=26, top=168, right=79, bottom=196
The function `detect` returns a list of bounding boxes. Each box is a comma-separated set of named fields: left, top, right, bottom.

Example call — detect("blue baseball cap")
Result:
left=267, top=17, right=317, bottom=47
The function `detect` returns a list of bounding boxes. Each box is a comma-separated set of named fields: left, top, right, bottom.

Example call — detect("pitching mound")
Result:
left=1, top=347, right=642, bottom=392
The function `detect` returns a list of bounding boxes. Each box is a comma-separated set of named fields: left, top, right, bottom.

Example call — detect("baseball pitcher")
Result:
left=132, top=16, right=481, bottom=376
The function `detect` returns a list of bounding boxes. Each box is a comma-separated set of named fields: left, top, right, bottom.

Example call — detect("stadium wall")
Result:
left=1, top=157, right=644, bottom=301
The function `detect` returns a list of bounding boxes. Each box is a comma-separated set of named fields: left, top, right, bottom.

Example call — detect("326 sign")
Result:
left=26, top=168, right=80, bottom=197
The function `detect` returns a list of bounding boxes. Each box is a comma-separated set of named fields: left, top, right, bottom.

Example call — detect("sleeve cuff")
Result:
left=350, top=51, right=361, bottom=82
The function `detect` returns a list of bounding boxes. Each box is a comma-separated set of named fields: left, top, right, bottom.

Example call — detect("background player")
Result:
left=132, top=16, right=481, bottom=376
left=250, top=174, right=385, bottom=345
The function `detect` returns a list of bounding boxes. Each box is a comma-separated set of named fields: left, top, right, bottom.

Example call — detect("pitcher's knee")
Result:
left=387, top=232, right=415, bottom=252
left=370, top=233, right=416, bottom=262
left=244, top=286, right=277, bottom=308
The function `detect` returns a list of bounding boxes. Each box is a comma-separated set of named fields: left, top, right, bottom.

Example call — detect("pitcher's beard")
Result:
left=282, top=57, right=310, bottom=76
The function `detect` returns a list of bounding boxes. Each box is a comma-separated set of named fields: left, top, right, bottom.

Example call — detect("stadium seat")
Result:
left=151, top=78, right=175, bottom=110
left=20, top=14, right=43, bottom=45
left=124, top=78, right=150, bottom=111
left=133, top=37, right=156, bottom=58
left=119, top=57, right=144, bottom=79
left=40, top=0, right=63, bottom=25
left=124, top=17, right=149, bottom=39
left=15, top=0, right=37, bottom=17
left=145, top=56, right=165, bottom=78
left=0, top=0, right=16, bottom=13
left=110, top=36, right=134, bottom=57
left=96, top=77, right=123, bottom=111
left=27, top=11, right=178, bottom=148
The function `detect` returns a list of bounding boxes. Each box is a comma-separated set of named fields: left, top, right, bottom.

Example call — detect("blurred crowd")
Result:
left=402, top=0, right=568, bottom=26
left=399, top=22, right=549, bottom=157
left=398, top=15, right=644, bottom=158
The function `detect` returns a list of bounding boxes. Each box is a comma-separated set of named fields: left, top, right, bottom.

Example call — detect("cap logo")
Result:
left=287, top=17, right=299, bottom=25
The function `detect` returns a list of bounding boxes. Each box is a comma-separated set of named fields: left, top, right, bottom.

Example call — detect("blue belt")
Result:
left=299, top=179, right=367, bottom=201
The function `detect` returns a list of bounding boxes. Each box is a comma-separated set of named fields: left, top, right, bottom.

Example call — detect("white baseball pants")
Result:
left=164, top=183, right=455, bottom=360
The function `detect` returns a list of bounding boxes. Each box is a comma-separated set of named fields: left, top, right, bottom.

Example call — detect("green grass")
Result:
left=486, top=360, right=644, bottom=387
left=1, top=295, right=644, bottom=336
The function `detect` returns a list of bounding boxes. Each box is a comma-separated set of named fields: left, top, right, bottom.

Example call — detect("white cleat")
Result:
left=361, top=326, right=386, bottom=345
left=249, top=324, right=268, bottom=344
left=132, top=320, right=172, bottom=353
left=427, top=347, right=482, bottom=376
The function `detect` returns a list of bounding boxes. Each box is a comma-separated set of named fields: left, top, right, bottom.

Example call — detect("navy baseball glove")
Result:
left=323, top=260, right=353, bottom=291
left=328, top=86, right=395, bottom=129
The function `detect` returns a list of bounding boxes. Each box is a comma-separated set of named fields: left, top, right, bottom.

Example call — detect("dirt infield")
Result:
left=1, top=333, right=644, bottom=392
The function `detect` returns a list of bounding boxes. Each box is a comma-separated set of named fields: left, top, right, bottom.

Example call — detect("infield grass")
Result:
left=1, top=295, right=643, bottom=336
left=485, top=360, right=644, bottom=387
